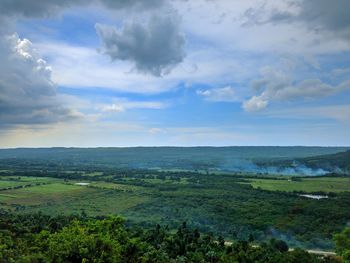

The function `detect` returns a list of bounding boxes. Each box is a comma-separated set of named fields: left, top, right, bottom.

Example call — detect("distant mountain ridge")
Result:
left=0, top=146, right=347, bottom=159
left=259, top=150, right=350, bottom=175
left=0, top=147, right=348, bottom=174
left=296, top=150, right=350, bottom=173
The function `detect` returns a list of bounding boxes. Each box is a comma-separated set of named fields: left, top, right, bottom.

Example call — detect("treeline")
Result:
left=0, top=211, right=343, bottom=263
left=0, top=182, right=49, bottom=192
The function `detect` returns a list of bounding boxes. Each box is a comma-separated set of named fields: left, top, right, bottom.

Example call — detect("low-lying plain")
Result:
left=1, top=167, right=350, bottom=250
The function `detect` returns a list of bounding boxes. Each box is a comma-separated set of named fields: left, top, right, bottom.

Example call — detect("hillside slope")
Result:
left=298, top=150, right=350, bottom=173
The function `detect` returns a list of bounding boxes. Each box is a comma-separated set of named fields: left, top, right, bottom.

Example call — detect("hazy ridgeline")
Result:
left=0, top=147, right=348, bottom=176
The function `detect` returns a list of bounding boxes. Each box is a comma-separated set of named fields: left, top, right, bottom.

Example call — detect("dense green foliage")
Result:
left=334, top=227, right=350, bottom=262
left=0, top=211, right=341, bottom=262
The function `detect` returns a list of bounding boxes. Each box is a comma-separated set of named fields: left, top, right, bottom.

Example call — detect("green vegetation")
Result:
left=0, top=212, right=343, bottom=262
left=0, top=163, right=350, bottom=250
left=0, top=183, right=87, bottom=205
left=334, top=227, right=350, bottom=263
left=245, top=177, right=350, bottom=193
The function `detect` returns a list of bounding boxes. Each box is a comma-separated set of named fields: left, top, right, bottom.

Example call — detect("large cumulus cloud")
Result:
left=0, top=34, right=80, bottom=126
left=95, top=14, right=185, bottom=76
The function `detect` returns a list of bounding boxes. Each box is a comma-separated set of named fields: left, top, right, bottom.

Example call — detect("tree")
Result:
left=270, top=238, right=289, bottom=252
left=248, top=233, right=254, bottom=243
left=334, top=227, right=350, bottom=262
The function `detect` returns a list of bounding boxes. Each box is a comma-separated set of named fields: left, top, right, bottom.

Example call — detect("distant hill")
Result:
left=260, top=150, right=350, bottom=175
left=0, top=147, right=348, bottom=173
left=297, top=150, right=350, bottom=174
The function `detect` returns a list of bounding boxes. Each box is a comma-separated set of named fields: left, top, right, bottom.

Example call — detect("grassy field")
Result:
left=246, top=177, right=350, bottom=193
left=68, top=180, right=141, bottom=191
left=0, top=177, right=150, bottom=217
left=0, top=183, right=86, bottom=205
left=142, top=177, right=188, bottom=184
left=0, top=180, right=31, bottom=189
left=24, top=188, right=150, bottom=216
left=0, top=176, right=60, bottom=189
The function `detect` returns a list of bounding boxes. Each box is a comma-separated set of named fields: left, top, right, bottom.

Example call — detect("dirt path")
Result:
left=223, top=242, right=336, bottom=257
left=297, top=249, right=336, bottom=256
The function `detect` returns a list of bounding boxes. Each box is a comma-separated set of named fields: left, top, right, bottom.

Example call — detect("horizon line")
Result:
left=1, top=145, right=350, bottom=150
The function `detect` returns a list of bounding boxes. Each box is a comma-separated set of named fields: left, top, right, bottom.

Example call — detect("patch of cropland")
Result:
left=244, top=177, right=350, bottom=193
left=1, top=157, right=350, bottom=250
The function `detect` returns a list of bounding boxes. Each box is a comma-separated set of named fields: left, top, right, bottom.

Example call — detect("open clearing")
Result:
left=0, top=177, right=149, bottom=216
left=0, top=183, right=87, bottom=205
left=246, top=177, right=350, bottom=193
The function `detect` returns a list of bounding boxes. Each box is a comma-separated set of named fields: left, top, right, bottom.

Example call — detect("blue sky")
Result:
left=0, top=0, right=350, bottom=147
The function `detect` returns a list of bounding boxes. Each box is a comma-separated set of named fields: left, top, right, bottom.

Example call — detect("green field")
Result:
left=0, top=182, right=86, bottom=205
left=142, top=177, right=188, bottom=184
left=0, top=178, right=149, bottom=216
left=246, top=177, right=350, bottom=193
left=0, top=176, right=60, bottom=190
left=68, top=180, right=141, bottom=191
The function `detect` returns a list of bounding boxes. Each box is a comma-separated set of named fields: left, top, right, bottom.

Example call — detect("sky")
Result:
left=0, top=0, right=350, bottom=147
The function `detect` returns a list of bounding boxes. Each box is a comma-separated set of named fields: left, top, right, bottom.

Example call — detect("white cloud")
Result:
left=263, top=104, right=350, bottom=124
left=243, top=67, right=350, bottom=111
left=242, top=96, right=268, bottom=112
left=175, top=0, right=350, bottom=55
left=148, top=127, right=167, bottom=134
left=34, top=40, right=251, bottom=94
left=196, top=86, right=238, bottom=102
left=264, top=0, right=350, bottom=41
left=274, top=79, right=335, bottom=100
left=100, top=100, right=168, bottom=113
left=332, top=67, right=350, bottom=77
left=101, top=104, right=125, bottom=113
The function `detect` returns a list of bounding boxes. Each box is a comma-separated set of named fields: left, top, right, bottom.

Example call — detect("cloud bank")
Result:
left=0, top=0, right=164, bottom=19
left=243, top=67, right=350, bottom=112
left=245, top=0, right=350, bottom=41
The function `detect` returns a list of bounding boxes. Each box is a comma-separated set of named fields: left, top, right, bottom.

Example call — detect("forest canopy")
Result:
left=0, top=211, right=344, bottom=263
